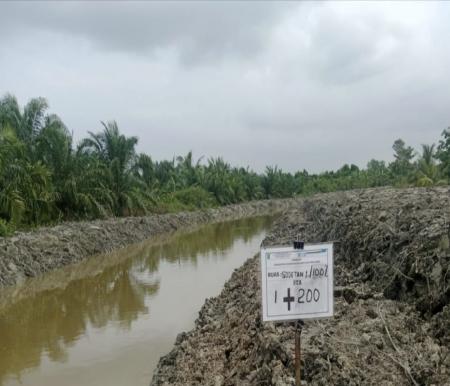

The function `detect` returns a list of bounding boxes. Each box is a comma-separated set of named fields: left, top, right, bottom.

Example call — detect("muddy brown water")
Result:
left=0, top=216, right=275, bottom=386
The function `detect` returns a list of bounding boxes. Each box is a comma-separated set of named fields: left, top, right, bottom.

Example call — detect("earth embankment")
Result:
left=0, top=198, right=296, bottom=288
left=151, top=187, right=450, bottom=386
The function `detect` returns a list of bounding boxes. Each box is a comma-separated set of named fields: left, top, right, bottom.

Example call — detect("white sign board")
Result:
left=260, top=243, right=334, bottom=322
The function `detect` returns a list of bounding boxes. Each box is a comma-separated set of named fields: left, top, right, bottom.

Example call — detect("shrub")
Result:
left=0, top=218, right=12, bottom=237
left=172, top=186, right=218, bottom=209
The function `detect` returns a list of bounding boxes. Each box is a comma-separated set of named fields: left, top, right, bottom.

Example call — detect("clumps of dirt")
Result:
left=151, top=256, right=450, bottom=386
left=265, top=187, right=450, bottom=339
left=151, top=187, right=450, bottom=386
left=0, top=198, right=296, bottom=288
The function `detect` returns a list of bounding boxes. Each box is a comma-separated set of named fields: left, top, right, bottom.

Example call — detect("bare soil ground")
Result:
left=151, top=187, right=450, bottom=386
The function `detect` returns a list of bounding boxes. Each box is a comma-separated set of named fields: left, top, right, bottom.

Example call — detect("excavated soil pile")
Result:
left=0, top=198, right=296, bottom=288
left=151, top=187, right=450, bottom=386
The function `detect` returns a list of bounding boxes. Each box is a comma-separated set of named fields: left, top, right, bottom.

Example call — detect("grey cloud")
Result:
left=0, top=1, right=294, bottom=64
left=1, top=2, right=449, bottom=173
left=303, top=7, right=413, bottom=84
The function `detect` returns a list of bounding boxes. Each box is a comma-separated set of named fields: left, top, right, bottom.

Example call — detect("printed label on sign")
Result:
left=260, top=243, right=334, bottom=322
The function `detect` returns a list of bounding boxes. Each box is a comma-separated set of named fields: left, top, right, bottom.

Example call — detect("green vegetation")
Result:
left=0, top=93, right=449, bottom=235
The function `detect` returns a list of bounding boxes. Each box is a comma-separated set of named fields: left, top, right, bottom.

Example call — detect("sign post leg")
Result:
left=295, top=320, right=303, bottom=386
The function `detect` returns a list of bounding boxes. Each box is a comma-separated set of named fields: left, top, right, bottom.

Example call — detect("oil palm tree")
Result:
left=57, top=153, right=116, bottom=219
left=0, top=94, right=56, bottom=148
left=416, top=144, right=442, bottom=186
left=0, top=126, right=56, bottom=226
left=175, top=151, right=204, bottom=189
left=133, top=154, right=156, bottom=188
left=78, top=121, right=150, bottom=216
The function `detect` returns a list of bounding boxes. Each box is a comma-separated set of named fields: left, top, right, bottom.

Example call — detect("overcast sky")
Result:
left=1, top=1, right=449, bottom=173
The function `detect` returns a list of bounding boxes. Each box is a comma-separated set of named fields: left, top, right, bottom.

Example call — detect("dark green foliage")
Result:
left=0, top=218, right=11, bottom=236
left=172, top=187, right=218, bottom=209
left=415, top=144, right=442, bottom=186
left=390, top=139, right=415, bottom=184
left=366, top=159, right=390, bottom=187
left=156, top=186, right=218, bottom=213
left=437, top=128, right=450, bottom=179
left=78, top=121, right=151, bottom=216
left=0, top=93, right=448, bottom=232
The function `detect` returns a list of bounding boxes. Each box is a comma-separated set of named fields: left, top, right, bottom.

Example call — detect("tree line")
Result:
left=0, top=94, right=449, bottom=235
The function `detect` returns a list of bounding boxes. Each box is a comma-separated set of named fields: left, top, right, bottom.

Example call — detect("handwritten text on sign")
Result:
left=260, top=243, right=334, bottom=322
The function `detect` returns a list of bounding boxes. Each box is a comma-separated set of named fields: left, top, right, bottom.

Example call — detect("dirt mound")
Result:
left=151, top=187, right=450, bottom=385
left=0, top=198, right=296, bottom=288
left=152, top=256, right=449, bottom=386
left=265, top=187, right=450, bottom=342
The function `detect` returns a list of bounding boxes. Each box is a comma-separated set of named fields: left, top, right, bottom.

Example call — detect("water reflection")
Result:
left=0, top=215, right=274, bottom=384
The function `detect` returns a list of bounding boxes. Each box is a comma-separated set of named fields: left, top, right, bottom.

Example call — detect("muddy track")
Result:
left=0, top=198, right=298, bottom=288
left=151, top=187, right=450, bottom=386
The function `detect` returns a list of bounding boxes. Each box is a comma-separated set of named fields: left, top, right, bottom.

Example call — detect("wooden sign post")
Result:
left=260, top=242, right=334, bottom=385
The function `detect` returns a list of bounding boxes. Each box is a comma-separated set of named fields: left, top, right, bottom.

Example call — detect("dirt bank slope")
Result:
left=0, top=199, right=296, bottom=288
left=151, top=187, right=450, bottom=386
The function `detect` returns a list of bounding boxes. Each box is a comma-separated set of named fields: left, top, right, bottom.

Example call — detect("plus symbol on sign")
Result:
left=283, top=287, right=295, bottom=311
